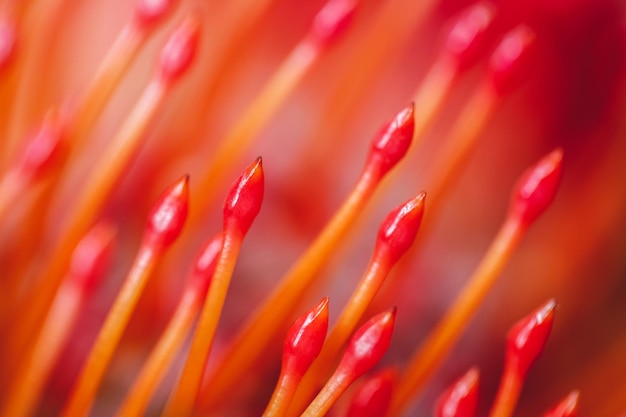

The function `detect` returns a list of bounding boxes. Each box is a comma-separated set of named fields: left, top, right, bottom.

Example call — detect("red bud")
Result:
left=134, top=0, right=178, bottom=29
left=282, top=297, right=329, bottom=378
left=506, top=299, right=556, bottom=377
left=543, top=391, right=579, bottom=417
left=368, top=104, right=414, bottom=177
left=489, top=25, right=535, bottom=95
left=510, top=148, right=563, bottom=227
left=435, top=368, right=480, bottom=417
left=375, top=192, right=425, bottom=265
left=17, top=113, right=65, bottom=181
left=445, top=2, right=497, bottom=71
left=158, top=16, right=200, bottom=84
left=223, top=157, right=264, bottom=237
left=146, top=175, right=189, bottom=249
left=68, top=222, right=116, bottom=293
left=346, top=368, right=396, bottom=417
left=337, top=308, right=396, bottom=380
left=309, top=0, right=357, bottom=48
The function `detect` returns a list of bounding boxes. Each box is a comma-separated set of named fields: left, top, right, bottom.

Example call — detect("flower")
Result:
left=0, top=0, right=625, bottom=416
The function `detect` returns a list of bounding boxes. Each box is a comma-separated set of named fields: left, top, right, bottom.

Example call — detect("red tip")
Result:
left=543, top=391, right=580, bottom=417
left=445, top=2, right=497, bottom=71
left=506, top=299, right=556, bottom=377
left=337, top=308, right=396, bottom=380
left=309, top=0, right=357, bottom=48
left=17, top=112, right=65, bottom=181
left=434, top=368, right=480, bottom=417
left=223, top=157, right=264, bottom=237
left=510, top=148, right=563, bottom=227
left=375, top=192, right=426, bottom=265
left=368, top=104, right=415, bottom=178
left=282, top=297, right=330, bottom=378
left=158, top=16, right=200, bottom=84
left=146, top=175, right=190, bottom=249
left=346, top=368, right=396, bottom=417
left=0, top=18, right=16, bottom=71
left=134, top=0, right=178, bottom=29
left=68, top=222, right=117, bottom=294
left=190, top=233, right=224, bottom=297
left=489, top=25, right=536, bottom=95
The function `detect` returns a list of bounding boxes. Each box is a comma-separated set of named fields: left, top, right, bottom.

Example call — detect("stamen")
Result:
left=61, top=175, right=189, bottom=417
left=346, top=368, right=396, bottom=417
left=262, top=297, right=329, bottom=417
left=196, top=104, right=414, bottom=411
left=190, top=0, right=357, bottom=220
left=411, top=2, right=497, bottom=147
left=116, top=234, right=223, bottom=417
left=289, top=192, right=424, bottom=412
left=390, top=149, right=563, bottom=415
left=489, top=299, right=556, bottom=417
left=434, top=367, right=480, bottom=417
left=4, top=0, right=64, bottom=165
left=0, top=110, right=64, bottom=226
left=0, top=222, right=115, bottom=417
left=67, top=0, right=179, bottom=153
left=301, top=308, right=396, bottom=417
left=6, top=17, right=199, bottom=377
left=163, top=158, right=264, bottom=417
left=543, top=391, right=580, bottom=417
left=424, top=25, right=537, bottom=220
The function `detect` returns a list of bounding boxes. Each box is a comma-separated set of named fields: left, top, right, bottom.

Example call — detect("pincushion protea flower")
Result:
left=0, top=0, right=625, bottom=416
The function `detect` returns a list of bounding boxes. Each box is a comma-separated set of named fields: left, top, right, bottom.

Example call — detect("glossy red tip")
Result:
left=68, top=222, right=117, bottom=294
left=368, top=104, right=415, bottom=178
left=190, top=233, right=224, bottom=297
left=224, top=157, right=264, bottom=237
left=506, top=299, right=556, bottom=377
left=309, top=0, right=357, bottom=48
left=510, top=148, right=563, bottom=227
left=146, top=175, right=190, bottom=249
left=489, top=25, right=536, bottom=96
left=158, top=16, right=200, bottom=84
left=375, top=192, right=426, bottom=265
left=134, top=0, right=178, bottom=29
left=0, top=18, right=16, bottom=70
left=445, top=2, right=497, bottom=71
left=346, top=368, right=396, bottom=417
left=337, top=308, right=396, bottom=380
left=435, top=368, right=480, bottom=417
left=17, top=113, right=65, bottom=181
left=543, top=391, right=579, bottom=417
left=282, top=297, right=330, bottom=378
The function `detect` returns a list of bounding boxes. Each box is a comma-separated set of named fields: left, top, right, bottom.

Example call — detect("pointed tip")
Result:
left=309, top=0, right=358, bottom=48
left=346, top=368, right=397, bottom=417
left=339, top=308, right=397, bottom=380
left=435, top=367, right=480, bottom=417
left=146, top=174, right=190, bottom=249
left=17, top=110, right=66, bottom=180
left=489, top=25, right=536, bottom=95
left=224, top=157, right=265, bottom=237
left=543, top=390, right=579, bottom=417
left=369, top=103, right=415, bottom=177
left=158, top=15, right=201, bottom=84
left=510, top=148, right=563, bottom=227
left=376, top=191, right=426, bottom=265
left=506, top=299, right=557, bottom=376
left=445, top=2, right=498, bottom=71
left=68, top=222, right=117, bottom=293
left=282, top=297, right=330, bottom=378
